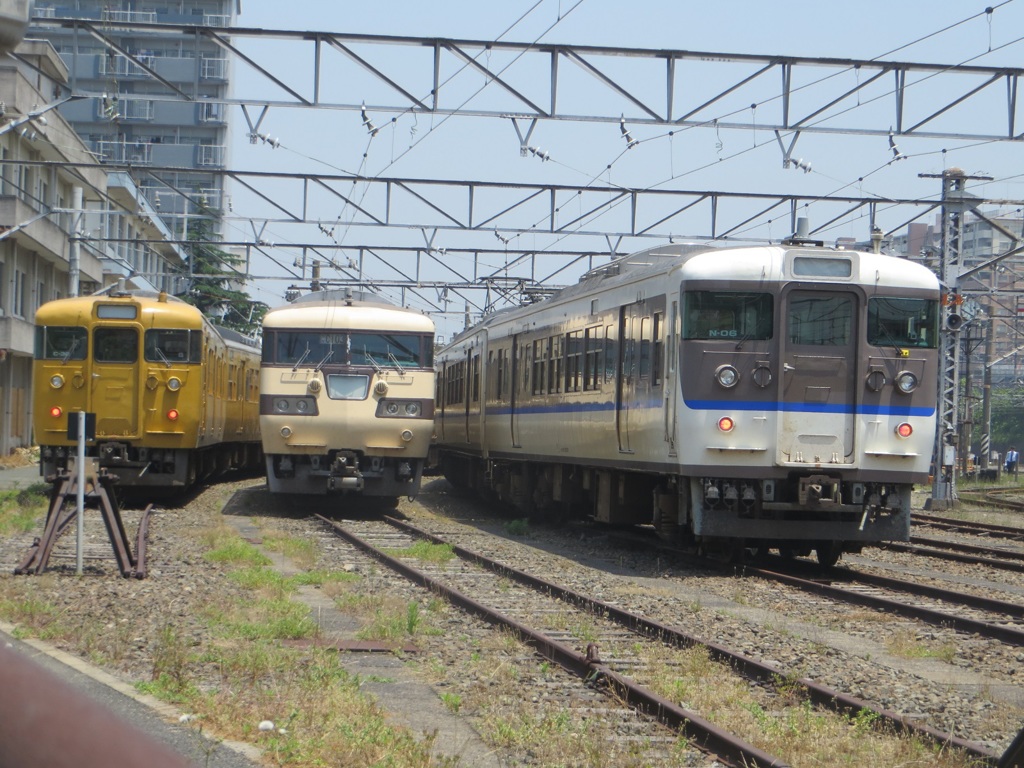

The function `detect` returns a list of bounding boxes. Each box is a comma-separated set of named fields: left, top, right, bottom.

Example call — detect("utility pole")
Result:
left=921, top=168, right=992, bottom=510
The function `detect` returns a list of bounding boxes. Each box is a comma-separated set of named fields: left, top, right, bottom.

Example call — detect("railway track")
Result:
left=745, top=559, right=1024, bottom=646
left=315, top=512, right=1001, bottom=768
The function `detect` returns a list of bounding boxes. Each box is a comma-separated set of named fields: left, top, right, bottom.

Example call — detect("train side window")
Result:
left=93, top=327, right=137, bottom=363
left=548, top=335, right=562, bottom=394
left=471, top=353, right=480, bottom=403
left=638, top=317, right=651, bottom=380
left=566, top=330, right=582, bottom=392
left=36, top=326, right=87, bottom=360
left=603, top=323, right=617, bottom=383
left=532, top=339, right=546, bottom=395
left=583, top=325, right=602, bottom=391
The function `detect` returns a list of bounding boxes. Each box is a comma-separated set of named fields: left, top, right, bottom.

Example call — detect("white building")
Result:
left=0, top=40, right=186, bottom=455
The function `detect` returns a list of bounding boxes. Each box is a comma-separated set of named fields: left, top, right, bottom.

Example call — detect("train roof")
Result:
left=34, top=291, right=261, bottom=350
left=264, top=291, right=435, bottom=333
left=34, top=290, right=202, bottom=325
left=444, top=241, right=939, bottom=344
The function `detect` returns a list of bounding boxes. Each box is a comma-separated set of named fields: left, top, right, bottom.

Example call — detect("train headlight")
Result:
left=717, top=416, right=735, bottom=432
left=50, top=406, right=62, bottom=418
left=49, top=374, right=64, bottom=389
left=752, top=365, right=772, bottom=388
left=895, top=422, right=913, bottom=438
left=280, top=426, right=292, bottom=438
left=295, top=399, right=309, bottom=413
left=401, top=429, right=414, bottom=442
left=167, top=377, right=182, bottom=391
left=866, top=370, right=886, bottom=392
left=714, top=364, right=739, bottom=388
left=275, top=398, right=290, bottom=413
left=895, top=371, right=918, bottom=394
left=377, top=399, right=430, bottom=418
left=167, top=409, right=179, bottom=421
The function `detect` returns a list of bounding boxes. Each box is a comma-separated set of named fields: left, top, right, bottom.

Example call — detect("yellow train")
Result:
left=33, top=288, right=262, bottom=489
left=260, top=290, right=435, bottom=499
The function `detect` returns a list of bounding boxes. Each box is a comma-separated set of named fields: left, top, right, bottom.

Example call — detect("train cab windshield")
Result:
left=683, top=291, right=773, bottom=341
left=35, top=326, right=87, bottom=361
left=264, top=330, right=433, bottom=369
left=94, top=328, right=138, bottom=363
left=145, top=329, right=201, bottom=364
left=867, top=296, right=938, bottom=349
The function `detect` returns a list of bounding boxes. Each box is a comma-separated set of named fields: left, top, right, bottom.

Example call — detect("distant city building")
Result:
left=29, top=0, right=239, bottom=235
left=893, top=212, right=1024, bottom=383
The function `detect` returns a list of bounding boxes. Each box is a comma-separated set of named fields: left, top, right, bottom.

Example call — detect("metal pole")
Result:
left=76, top=411, right=84, bottom=576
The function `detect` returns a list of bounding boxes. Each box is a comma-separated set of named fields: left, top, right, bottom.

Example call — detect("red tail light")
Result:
left=718, top=416, right=735, bottom=432
left=50, top=406, right=62, bottom=418
left=167, top=409, right=179, bottom=421
left=895, top=422, right=913, bottom=438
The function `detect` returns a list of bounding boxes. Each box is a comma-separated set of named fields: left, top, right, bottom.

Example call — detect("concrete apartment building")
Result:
left=30, top=0, right=239, bottom=227
left=0, top=41, right=187, bottom=455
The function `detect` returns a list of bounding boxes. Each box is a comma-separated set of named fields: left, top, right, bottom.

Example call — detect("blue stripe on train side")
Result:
left=481, top=399, right=936, bottom=417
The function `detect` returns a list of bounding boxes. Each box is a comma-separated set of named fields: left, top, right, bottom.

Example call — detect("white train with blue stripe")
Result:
left=433, top=238, right=939, bottom=566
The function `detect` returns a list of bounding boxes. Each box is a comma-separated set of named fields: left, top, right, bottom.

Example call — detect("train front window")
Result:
left=868, top=297, right=938, bottom=349
left=683, top=291, right=773, bottom=341
left=350, top=333, right=426, bottom=368
left=266, top=330, right=430, bottom=368
left=145, top=329, right=199, bottom=364
left=788, top=294, right=852, bottom=346
left=93, top=327, right=138, bottom=363
left=35, top=326, right=87, bottom=361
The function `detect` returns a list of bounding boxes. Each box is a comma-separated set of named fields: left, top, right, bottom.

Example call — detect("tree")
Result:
left=182, top=200, right=267, bottom=336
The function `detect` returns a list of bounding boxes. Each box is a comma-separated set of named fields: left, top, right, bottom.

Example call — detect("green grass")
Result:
left=382, top=539, right=455, bottom=565
left=0, top=483, right=48, bottom=535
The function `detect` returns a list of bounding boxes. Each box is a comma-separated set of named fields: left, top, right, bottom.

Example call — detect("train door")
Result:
left=616, top=303, right=642, bottom=453
left=90, top=326, right=140, bottom=438
left=778, top=289, right=857, bottom=464
left=510, top=334, right=521, bottom=448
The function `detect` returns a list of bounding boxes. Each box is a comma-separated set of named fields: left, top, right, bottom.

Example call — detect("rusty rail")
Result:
left=316, top=513, right=790, bottom=768
left=381, top=515, right=1000, bottom=765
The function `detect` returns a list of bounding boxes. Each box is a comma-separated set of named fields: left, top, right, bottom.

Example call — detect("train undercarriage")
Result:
left=39, top=441, right=262, bottom=489
left=265, top=450, right=424, bottom=500
left=439, top=452, right=914, bottom=568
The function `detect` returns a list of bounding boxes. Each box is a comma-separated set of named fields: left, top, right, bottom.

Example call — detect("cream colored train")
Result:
left=259, top=290, right=435, bottom=500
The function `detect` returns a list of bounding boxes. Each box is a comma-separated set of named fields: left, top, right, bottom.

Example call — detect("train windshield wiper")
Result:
left=155, top=347, right=171, bottom=368
left=314, top=350, right=334, bottom=371
left=364, top=351, right=384, bottom=374
left=387, top=351, right=406, bottom=375
left=292, top=344, right=311, bottom=371
left=877, top=325, right=906, bottom=357
left=60, top=337, right=79, bottom=364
